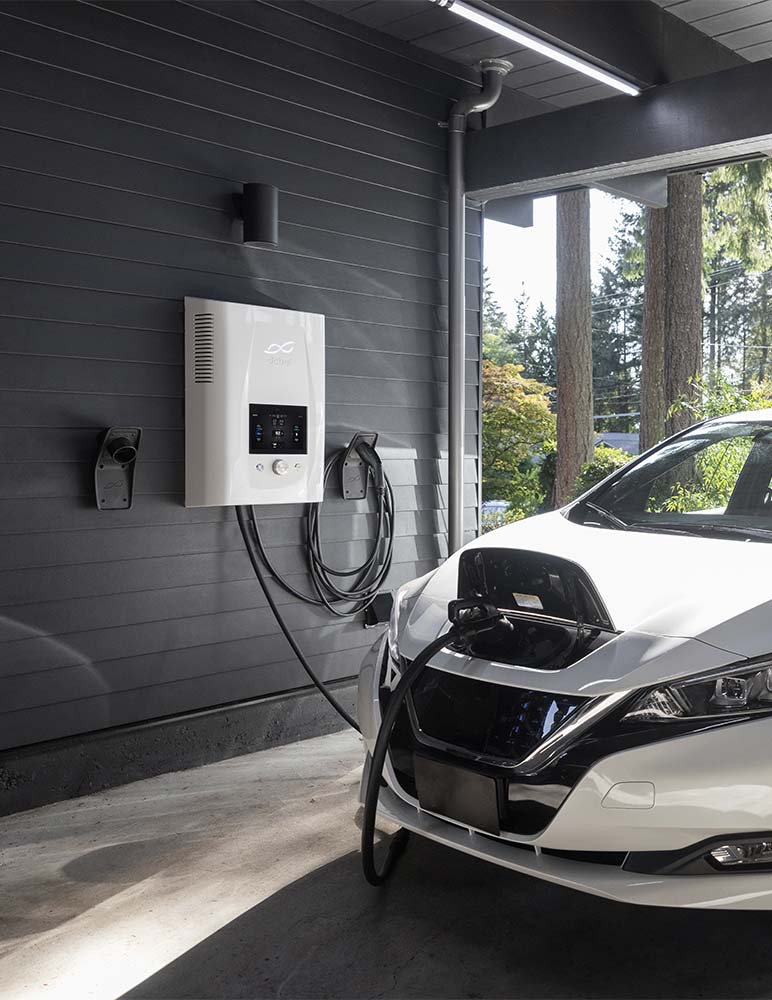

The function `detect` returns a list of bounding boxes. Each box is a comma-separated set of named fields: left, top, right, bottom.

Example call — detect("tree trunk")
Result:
left=707, top=279, right=717, bottom=379
left=640, top=207, right=666, bottom=452
left=554, top=189, right=593, bottom=506
left=759, top=273, right=770, bottom=382
left=665, top=172, right=703, bottom=436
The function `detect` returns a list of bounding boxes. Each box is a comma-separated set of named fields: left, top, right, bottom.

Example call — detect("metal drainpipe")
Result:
left=446, top=58, right=512, bottom=554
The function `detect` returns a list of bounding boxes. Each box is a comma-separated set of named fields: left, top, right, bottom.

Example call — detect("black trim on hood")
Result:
left=381, top=645, right=756, bottom=837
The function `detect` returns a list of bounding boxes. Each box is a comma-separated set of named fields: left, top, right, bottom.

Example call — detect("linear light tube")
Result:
left=435, top=0, right=641, bottom=97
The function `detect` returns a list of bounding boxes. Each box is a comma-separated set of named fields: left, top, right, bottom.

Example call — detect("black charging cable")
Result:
left=361, top=629, right=456, bottom=885
left=236, top=505, right=360, bottom=732
left=361, top=600, right=505, bottom=886
left=234, top=437, right=394, bottom=733
left=239, top=442, right=506, bottom=887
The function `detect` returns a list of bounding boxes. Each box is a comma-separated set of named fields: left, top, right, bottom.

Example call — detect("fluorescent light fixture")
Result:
left=434, top=0, right=641, bottom=97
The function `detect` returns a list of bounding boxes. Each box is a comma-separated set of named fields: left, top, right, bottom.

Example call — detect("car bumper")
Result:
left=358, top=636, right=772, bottom=909
left=371, top=778, right=772, bottom=910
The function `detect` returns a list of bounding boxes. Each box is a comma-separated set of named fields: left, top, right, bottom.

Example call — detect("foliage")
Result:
left=650, top=374, right=772, bottom=513
left=480, top=166, right=772, bottom=530
left=481, top=273, right=521, bottom=364
left=481, top=273, right=556, bottom=383
left=647, top=435, right=753, bottom=515
left=525, top=303, right=557, bottom=385
left=537, top=447, right=557, bottom=502
left=480, top=507, right=527, bottom=534
left=668, top=372, right=772, bottom=422
left=481, top=359, right=556, bottom=517
left=702, top=162, right=772, bottom=386
left=572, top=445, right=633, bottom=498
left=592, top=205, right=644, bottom=434
left=703, top=160, right=772, bottom=274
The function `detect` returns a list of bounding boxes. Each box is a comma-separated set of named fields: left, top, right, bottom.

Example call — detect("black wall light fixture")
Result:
left=234, top=182, right=279, bottom=246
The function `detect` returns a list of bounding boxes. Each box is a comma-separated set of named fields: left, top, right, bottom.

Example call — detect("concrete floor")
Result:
left=3, top=732, right=772, bottom=1000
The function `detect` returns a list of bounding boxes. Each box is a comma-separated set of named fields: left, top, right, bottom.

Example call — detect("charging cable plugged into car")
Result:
left=182, top=297, right=526, bottom=889
left=361, top=598, right=511, bottom=885
left=239, top=494, right=511, bottom=886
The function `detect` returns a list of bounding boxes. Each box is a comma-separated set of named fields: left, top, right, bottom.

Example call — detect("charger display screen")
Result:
left=249, top=404, right=307, bottom=454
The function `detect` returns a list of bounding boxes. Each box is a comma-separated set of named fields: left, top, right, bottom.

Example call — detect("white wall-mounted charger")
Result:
left=184, top=296, right=325, bottom=507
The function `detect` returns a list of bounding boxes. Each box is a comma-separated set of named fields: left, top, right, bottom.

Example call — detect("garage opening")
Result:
left=481, top=158, right=772, bottom=531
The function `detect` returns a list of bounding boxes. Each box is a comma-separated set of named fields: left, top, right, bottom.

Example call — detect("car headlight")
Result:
left=623, top=659, right=772, bottom=723
left=388, top=582, right=410, bottom=665
left=387, top=571, right=435, bottom=667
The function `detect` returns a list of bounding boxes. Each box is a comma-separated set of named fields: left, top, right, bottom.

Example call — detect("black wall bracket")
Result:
left=341, top=432, right=378, bottom=500
left=95, top=427, right=141, bottom=510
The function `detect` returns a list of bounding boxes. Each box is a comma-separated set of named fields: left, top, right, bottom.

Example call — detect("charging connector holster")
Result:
left=341, top=432, right=379, bottom=500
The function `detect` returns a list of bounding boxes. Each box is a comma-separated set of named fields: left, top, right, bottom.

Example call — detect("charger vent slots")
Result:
left=193, top=313, right=214, bottom=383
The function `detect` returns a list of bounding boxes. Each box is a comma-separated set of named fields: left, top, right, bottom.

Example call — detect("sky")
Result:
left=483, top=189, right=628, bottom=324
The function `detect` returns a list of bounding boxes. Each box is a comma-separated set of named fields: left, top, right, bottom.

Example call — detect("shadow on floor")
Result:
left=0, top=835, right=199, bottom=953
left=63, top=835, right=197, bottom=885
left=123, top=835, right=772, bottom=1000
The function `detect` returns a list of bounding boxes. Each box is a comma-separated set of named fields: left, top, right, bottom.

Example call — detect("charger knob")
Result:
left=272, top=459, right=290, bottom=476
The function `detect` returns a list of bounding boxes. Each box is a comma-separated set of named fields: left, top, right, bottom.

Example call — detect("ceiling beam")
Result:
left=466, top=58, right=772, bottom=200
left=482, top=1, right=743, bottom=87
left=484, top=194, right=534, bottom=227
left=593, top=172, right=668, bottom=208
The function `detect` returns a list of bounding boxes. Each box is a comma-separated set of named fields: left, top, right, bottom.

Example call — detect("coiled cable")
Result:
left=249, top=442, right=394, bottom=617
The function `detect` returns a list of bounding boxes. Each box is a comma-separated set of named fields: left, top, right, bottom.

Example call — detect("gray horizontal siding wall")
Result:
left=0, top=0, right=482, bottom=750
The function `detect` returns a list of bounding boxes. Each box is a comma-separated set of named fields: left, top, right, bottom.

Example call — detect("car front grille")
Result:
left=382, top=664, right=591, bottom=835
left=408, top=666, right=588, bottom=764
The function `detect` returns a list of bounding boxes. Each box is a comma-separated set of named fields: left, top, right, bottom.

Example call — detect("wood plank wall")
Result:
left=0, top=0, right=483, bottom=750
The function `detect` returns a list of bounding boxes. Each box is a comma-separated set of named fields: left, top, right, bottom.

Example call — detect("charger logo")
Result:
left=264, top=341, right=295, bottom=355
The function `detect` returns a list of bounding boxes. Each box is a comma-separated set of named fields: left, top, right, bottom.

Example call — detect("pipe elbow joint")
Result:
left=448, top=58, right=513, bottom=122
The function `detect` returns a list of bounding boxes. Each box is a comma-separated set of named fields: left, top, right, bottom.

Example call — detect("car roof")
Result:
left=705, top=409, right=772, bottom=423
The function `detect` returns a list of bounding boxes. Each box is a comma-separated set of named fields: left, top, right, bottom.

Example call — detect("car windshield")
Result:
left=574, top=419, right=772, bottom=542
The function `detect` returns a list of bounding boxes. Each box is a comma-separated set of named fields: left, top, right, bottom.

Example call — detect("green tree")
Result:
left=482, top=272, right=528, bottom=365
left=669, top=372, right=772, bottom=422
left=592, top=207, right=643, bottom=434
left=573, top=446, right=634, bottom=497
left=655, top=374, right=772, bottom=513
left=481, top=271, right=556, bottom=381
left=522, top=302, right=557, bottom=385
left=704, top=160, right=772, bottom=273
left=482, top=360, right=556, bottom=518
left=702, top=161, right=772, bottom=386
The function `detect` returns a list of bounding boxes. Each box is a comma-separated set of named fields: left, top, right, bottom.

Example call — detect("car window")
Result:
left=644, top=436, right=754, bottom=515
left=575, top=420, right=772, bottom=541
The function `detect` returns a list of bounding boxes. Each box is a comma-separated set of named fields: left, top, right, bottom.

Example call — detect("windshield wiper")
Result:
left=582, top=501, right=628, bottom=530
left=628, top=522, right=696, bottom=537
left=629, top=521, right=772, bottom=542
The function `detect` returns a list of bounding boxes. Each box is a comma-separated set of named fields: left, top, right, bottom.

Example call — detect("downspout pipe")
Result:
left=446, top=58, right=512, bottom=554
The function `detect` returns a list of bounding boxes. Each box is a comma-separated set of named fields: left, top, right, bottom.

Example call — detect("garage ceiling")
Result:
left=654, top=0, right=772, bottom=61
left=312, top=0, right=623, bottom=114
left=311, top=0, right=756, bottom=122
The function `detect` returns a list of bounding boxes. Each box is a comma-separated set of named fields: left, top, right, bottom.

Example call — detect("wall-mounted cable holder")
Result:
left=341, top=432, right=378, bottom=500
left=95, top=427, right=141, bottom=510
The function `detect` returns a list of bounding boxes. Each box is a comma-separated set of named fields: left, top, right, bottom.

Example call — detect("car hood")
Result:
left=399, top=511, right=772, bottom=696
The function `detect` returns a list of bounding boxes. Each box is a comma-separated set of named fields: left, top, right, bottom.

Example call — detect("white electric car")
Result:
left=358, top=411, right=772, bottom=909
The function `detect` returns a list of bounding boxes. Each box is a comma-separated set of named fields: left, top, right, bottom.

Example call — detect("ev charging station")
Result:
left=183, top=295, right=394, bottom=737
left=184, top=296, right=325, bottom=508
